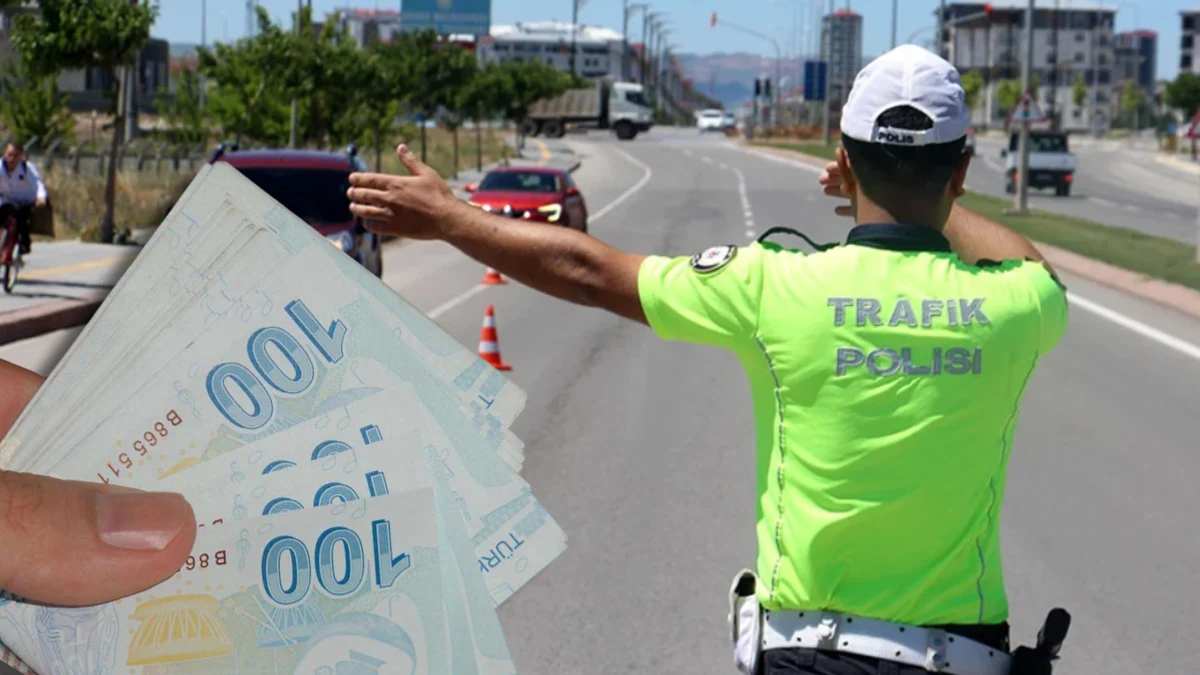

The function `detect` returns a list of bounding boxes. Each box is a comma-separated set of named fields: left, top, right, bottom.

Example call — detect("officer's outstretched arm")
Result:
left=348, top=145, right=648, bottom=323
left=943, top=203, right=1049, bottom=267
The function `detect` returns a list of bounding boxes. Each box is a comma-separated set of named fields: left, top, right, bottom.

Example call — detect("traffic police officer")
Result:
left=347, top=44, right=1067, bottom=675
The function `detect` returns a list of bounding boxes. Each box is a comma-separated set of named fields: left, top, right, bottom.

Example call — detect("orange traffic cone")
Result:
left=478, top=305, right=512, bottom=371
left=482, top=267, right=507, bottom=285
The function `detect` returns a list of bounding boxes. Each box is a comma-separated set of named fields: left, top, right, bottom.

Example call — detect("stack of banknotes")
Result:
left=0, top=163, right=566, bottom=674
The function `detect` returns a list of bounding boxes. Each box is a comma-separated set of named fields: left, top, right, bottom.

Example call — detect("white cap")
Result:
left=840, top=44, right=970, bottom=147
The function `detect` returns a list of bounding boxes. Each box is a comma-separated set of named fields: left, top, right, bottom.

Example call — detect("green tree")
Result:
left=495, top=59, right=576, bottom=127
left=1165, top=72, right=1200, bottom=118
left=0, top=61, right=74, bottom=147
left=996, top=79, right=1022, bottom=116
left=960, top=71, right=984, bottom=112
left=1072, top=73, right=1088, bottom=109
left=1118, top=81, right=1145, bottom=129
left=156, top=68, right=209, bottom=147
left=457, top=64, right=510, bottom=172
left=337, top=48, right=401, bottom=170
left=377, top=31, right=476, bottom=162
left=12, top=0, right=156, bottom=243
left=199, top=7, right=306, bottom=146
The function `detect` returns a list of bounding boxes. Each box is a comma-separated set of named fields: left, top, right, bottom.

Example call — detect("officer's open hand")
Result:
left=0, top=360, right=196, bottom=606
left=818, top=160, right=854, bottom=219
left=347, top=144, right=462, bottom=240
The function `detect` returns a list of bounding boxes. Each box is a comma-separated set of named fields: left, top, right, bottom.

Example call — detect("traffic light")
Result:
left=754, top=79, right=762, bottom=97
left=983, top=3, right=993, bottom=16
left=710, top=12, right=718, bottom=28
left=764, top=78, right=772, bottom=98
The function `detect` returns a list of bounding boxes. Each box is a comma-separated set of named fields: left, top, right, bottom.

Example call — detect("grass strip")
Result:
left=753, top=141, right=1200, bottom=292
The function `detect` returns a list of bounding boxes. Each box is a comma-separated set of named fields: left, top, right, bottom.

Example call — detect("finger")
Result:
left=835, top=205, right=853, bottom=217
left=346, top=187, right=394, bottom=208
left=395, top=144, right=429, bottom=176
left=348, top=172, right=397, bottom=190
left=0, top=360, right=43, bottom=433
left=0, top=472, right=195, bottom=605
left=350, top=204, right=394, bottom=222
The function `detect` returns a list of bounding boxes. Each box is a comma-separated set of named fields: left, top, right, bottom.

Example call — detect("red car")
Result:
left=466, top=167, right=588, bottom=232
left=212, top=145, right=383, bottom=276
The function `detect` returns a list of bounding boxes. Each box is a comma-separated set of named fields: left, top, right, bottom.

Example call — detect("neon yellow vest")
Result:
left=638, top=225, right=1067, bottom=625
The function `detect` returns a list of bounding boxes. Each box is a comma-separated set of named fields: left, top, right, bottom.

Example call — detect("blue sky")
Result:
left=156, top=1, right=1196, bottom=80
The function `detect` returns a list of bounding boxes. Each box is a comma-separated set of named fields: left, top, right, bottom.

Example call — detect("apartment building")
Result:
left=477, top=22, right=626, bottom=81
left=821, top=8, right=863, bottom=108
left=940, top=2, right=1116, bottom=132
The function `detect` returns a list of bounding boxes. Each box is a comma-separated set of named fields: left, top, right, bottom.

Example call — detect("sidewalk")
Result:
left=0, top=241, right=137, bottom=345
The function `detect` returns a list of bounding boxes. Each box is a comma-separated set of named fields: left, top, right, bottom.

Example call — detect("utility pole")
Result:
left=1014, top=0, right=1034, bottom=213
left=200, top=0, right=207, bottom=112
left=937, top=0, right=947, bottom=58
left=289, top=0, right=300, bottom=148
left=821, top=0, right=833, bottom=146
left=622, top=1, right=630, bottom=80
left=890, top=0, right=897, bottom=49
left=570, top=0, right=579, bottom=78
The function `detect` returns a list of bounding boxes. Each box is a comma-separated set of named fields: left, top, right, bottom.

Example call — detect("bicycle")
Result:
left=0, top=207, right=23, bottom=294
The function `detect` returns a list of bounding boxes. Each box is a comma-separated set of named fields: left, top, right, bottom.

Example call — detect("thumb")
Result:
left=395, top=143, right=430, bottom=176
left=0, top=472, right=196, bottom=606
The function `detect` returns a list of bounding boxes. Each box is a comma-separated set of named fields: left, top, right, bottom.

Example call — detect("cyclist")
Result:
left=0, top=142, right=49, bottom=256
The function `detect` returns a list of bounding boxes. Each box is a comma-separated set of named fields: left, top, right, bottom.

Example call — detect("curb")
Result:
left=0, top=298, right=101, bottom=347
left=1035, top=242, right=1200, bottom=320
left=744, top=142, right=1200, bottom=321
left=1154, top=153, right=1200, bottom=177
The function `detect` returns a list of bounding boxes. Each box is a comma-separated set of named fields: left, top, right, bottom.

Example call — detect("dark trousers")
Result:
left=0, top=204, right=33, bottom=254
left=762, top=624, right=1010, bottom=675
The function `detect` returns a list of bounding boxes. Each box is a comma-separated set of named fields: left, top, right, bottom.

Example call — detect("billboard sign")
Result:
left=803, top=61, right=827, bottom=102
left=401, top=0, right=491, bottom=36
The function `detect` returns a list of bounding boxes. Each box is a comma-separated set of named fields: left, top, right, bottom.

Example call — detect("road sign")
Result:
left=804, top=61, right=827, bottom=102
left=1008, top=93, right=1047, bottom=124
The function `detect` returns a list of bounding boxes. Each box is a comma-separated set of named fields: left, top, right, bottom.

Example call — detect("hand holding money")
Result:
left=0, top=163, right=566, bottom=674
left=0, top=361, right=196, bottom=606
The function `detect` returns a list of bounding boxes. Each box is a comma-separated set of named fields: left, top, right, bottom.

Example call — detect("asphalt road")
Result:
left=969, top=134, right=1199, bottom=245
left=4, top=128, right=1200, bottom=673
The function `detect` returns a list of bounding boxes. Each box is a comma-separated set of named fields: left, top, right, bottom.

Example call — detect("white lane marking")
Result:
left=1089, top=196, right=1119, bottom=209
left=702, top=156, right=715, bottom=165
left=429, top=283, right=490, bottom=318
left=737, top=142, right=1200, bottom=358
left=1068, top=292, right=1200, bottom=363
left=683, top=149, right=695, bottom=158
left=429, top=146, right=654, bottom=319
left=732, top=166, right=757, bottom=234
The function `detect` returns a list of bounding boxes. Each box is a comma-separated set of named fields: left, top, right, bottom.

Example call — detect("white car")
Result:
left=696, top=109, right=726, bottom=132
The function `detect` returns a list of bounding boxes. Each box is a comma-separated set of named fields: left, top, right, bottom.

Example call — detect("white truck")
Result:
left=523, top=81, right=654, bottom=141
left=1002, top=130, right=1078, bottom=197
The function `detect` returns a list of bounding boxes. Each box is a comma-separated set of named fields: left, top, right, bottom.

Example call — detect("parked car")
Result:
left=212, top=145, right=383, bottom=276
left=1001, top=131, right=1077, bottom=197
left=696, top=109, right=726, bottom=132
left=466, top=167, right=588, bottom=232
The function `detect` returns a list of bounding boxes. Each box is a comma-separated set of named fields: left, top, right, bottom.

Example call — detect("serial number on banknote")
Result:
left=96, top=409, right=184, bottom=484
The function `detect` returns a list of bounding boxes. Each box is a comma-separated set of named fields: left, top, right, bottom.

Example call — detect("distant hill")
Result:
left=677, top=52, right=808, bottom=110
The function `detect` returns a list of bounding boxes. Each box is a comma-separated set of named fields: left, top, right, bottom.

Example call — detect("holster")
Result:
left=1009, top=646, right=1055, bottom=675
left=728, top=569, right=762, bottom=675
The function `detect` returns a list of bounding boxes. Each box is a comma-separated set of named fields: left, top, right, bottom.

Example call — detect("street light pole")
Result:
left=1014, top=0, right=1034, bottom=213
left=623, top=3, right=648, bottom=81
left=570, top=0, right=579, bottom=78
left=821, top=0, right=832, bottom=145
left=891, top=0, right=897, bottom=49
left=289, top=0, right=300, bottom=148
